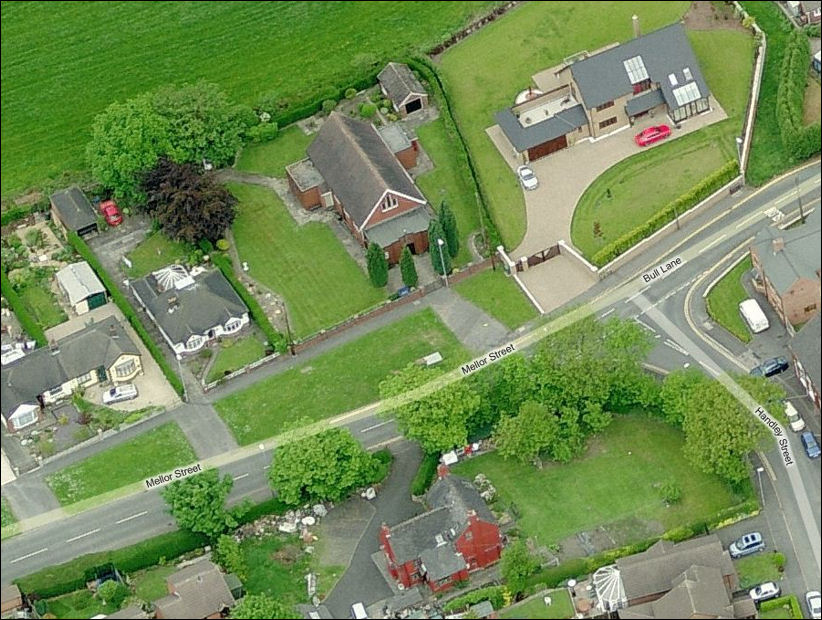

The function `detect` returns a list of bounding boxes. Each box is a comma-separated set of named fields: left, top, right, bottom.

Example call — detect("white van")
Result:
left=785, top=402, right=805, bottom=432
left=350, top=602, right=368, bottom=619
left=739, top=299, right=769, bottom=333
left=102, top=383, right=138, bottom=405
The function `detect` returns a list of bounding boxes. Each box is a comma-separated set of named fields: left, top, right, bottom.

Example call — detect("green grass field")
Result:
left=45, top=423, right=196, bottom=505
left=216, top=308, right=469, bottom=445
left=453, top=415, right=745, bottom=547
left=454, top=268, right=538, bottom=329
left=438, top=2, right=689, bottom=249
left=736, top=552, right=785, bottom=589
left=0, top=498, right=15, bottom=529
left=235, top=125, right=314, bottom=179
left=16, top=282, right=67, bottom=329
left=229, top=182, right=384, bottom=338
left=206, top=333, right=267, bottom=383
left=1, top=2, right=495, bottom=197
left=45, top=590, right=118, bottom=619
left=706, top=257, right=753, bottom=343
left=132, top=565, right=176, bottom=602
left=501, top=590, right=575, bottom=619
left=570, top=28, right=752, bottom=259
left=125, top=232, right=191, bottom=278
left=416, top=118, right=482, bottom=265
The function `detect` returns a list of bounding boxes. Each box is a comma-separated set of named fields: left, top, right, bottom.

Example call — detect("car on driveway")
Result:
left=516, top=165, right=539, bottom=190
left=749, top=582, right=781, bottom=604
left=749, top=356, right=789, bottom=378
left=800, top=431, right=821, bottom=459
left=99, top=199, right=123, bottom=227
left=634, top=124, right=671, bottom=147
left=729, top=532, right=764, bottom=558
left=102, top=383, right=138, bottom=405
left=807, top=591, right=822, bottom=619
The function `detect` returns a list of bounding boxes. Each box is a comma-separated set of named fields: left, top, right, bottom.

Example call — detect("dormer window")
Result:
left=382, top=194, right=399, bottom=212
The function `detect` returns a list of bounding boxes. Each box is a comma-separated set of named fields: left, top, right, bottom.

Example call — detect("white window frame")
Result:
left=14, top=409, right=38, bottom=428
left=381, top=194, right=399, bottom=212
left=186, top=335, right=205, bottom=351
left=224, top=318, right=242, bottom=334
left=115, top=359, right=137, bottom=378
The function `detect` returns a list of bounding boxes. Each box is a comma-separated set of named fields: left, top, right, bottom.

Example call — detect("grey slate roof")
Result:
left=1, top=315, right=139, bottom=419
left=56, top=261, right=105, bottom=306
left=307, top=113, right=425, bottom=230
left=131, top=268, right=248, bottom=346
left=365, top=208, right=432, bottom=248
left=286, top=158, right=325, bottom=191
left=50, top=186, right=97, bottom=233
left=388, top=507, right=453, bottom=564
left=419, top=545, right=466, bottom=581
left=105, top=605, right=150, bottom=619
left=791, top=313, right=821, bottom=390
left=752, top=208, right=821, bottom=294
left=378, top=62, right=426, bottom=107
left=624, top=88, right=665, bottom=117
left=620, top=565, right=734, bottom=619
left=495, top=104, right=588, bottom=151
left=154, top=560, right=235, bottom=619
left=426, top=472, right=496, bottom=525
left=570, top=23, right=709, bottom=111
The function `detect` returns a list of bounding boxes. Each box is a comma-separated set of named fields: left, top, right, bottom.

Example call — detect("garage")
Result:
left=527, top=134, right=568, bottom=161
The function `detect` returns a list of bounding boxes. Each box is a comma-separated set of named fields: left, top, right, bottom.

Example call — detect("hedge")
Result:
left=592, top=159, right=739, bottom=267
left=1, top=268, right=48, bottom=346
left=776, top=30, right=821, bottom=160
left=66, top=232, right=185, bottom=398
left=210, top=252, right=287, bottom=353
left=271, top=72, right=379, bottom=128
left=411, top=451, right=440, bottom=496
left=760, top=594, right=803, bottom=618
left=443, top=585, right=506, bottom=613
left=15, top=529, right=207, bottom=599
left=1, top=204, right=38, bottom=227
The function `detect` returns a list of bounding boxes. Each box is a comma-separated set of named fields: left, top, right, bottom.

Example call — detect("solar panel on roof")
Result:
left=623, top=56, right=649, bottom=84
left=672, top=82, right=702, bottom=106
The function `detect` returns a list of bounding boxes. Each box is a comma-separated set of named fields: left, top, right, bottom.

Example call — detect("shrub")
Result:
left=215, top=238, right=230, bottom=251
left=410, top=452, right=440, bottom=496
left=776, top=30, right=821, bottom=160
left=1, top=268, right=47, bottom=346
left=359, top=103, right=378, bottom=119
left=97, top=580, right=128, bottom=607
left=345, top=88, right=358, bottom=99
left=247, top=122, right=280, bottom=143
left=321, top=99, right=337, bottom=116
left=659, top=481, right=682, bottom=504
left=369, top=448, right=394, bottom=484
left=442, top=585, right=506, bottom=613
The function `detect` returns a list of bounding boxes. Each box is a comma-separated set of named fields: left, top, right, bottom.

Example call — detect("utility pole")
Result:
left=795, top=176, right=806, bottom=224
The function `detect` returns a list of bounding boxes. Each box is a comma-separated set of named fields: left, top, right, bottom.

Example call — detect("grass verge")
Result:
left=706, top=256, right=753, bottom=343
left=454, top=267, right=537, bottom=329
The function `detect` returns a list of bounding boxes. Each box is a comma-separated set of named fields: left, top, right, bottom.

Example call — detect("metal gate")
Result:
left=516, top=244, right=561, bottom=271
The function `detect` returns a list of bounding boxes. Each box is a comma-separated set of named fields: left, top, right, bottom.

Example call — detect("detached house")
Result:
left=378, top=62, right=429, bottom=117
left=50, top=186, right=99, bottom=238
left=380, top=466, right=502, bottom=593
left=132, top=265, right=249, bottom=357
left=496, top=22, right=711, bottom=162
left=287, top=113, right=431, bottom=264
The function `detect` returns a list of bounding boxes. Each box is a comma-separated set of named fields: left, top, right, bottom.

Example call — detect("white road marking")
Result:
left=699, top=360, right=720, bottom=377
left=232, top=473, right=250, bottom=481
left=701, top=234, right=726, bottom=252
left=66, top=528, right=100, bottom=543
left=634, top=318, right=657, bottom=334
left=735, top=212, right=762, bottom=228
left=9, top=548, right=48, bottom=564
left=624, top=286, right=650, bottom=304
left=599, top=308, right=615, bottom=319
left=263, top=464, right=271, bottom=470
left=663, top=338, right=690, bottom=356
left=115, top=510, right=148, bottom=525
left=360, top=419, right=394, bottom=433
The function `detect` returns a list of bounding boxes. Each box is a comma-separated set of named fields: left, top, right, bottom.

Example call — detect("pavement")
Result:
left=426, top=287, right=510, bottom=353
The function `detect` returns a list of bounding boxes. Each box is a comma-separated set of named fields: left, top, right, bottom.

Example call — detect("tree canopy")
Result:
left=161, top=468, right=242, bottom=540
left=500, top=540, right=539, bottom=595
left=439, top=201, right=460, bottom=259
left=429, top=218, right=452, bottom=275
left=400, top=246, right=418, bottom=288
left=366, top=242, right=389, bottom=288
left=230, top=594, right=294, bottom=619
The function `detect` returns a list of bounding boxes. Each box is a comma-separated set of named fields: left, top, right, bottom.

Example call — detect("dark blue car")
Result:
left=800, top=431, right=821, bottom=459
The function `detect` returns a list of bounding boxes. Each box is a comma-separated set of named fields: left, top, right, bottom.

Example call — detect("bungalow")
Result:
left=153, top=560, right=236, bottom=619
left=55, top=261, right=107, bottom=315
left=750, top=208, right=821, bottom=329
left=287, top=113, right=431, bottom=265
left=1, top=316, right=142, bottom=433
left=50, top=186, right=98, bottom=238
left=496, top=22, right=711, bottom=162
left=790, top=313, right=821, bottom=412
left=380, top=466, right=502, bottom=593
left=131, top=265, right=249, bottom=357
left=378, top=62, right=429, bottom=117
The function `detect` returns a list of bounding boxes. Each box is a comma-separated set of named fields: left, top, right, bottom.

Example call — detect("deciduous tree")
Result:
left=439, top=201, right=460, bottom=259
left=161, top=469, right=240, bottom=540
left=494, top=400, right=557, bottom=465
left=429, top=219, right=452, bottom=275
left=400, top=246, right=418, bottom=288
left=500, top=540, right=539, bottom=595
left=213, top=534, right=247, bottom=581
left=230, top=594, right=293, bottom=619
left=366, top=242, right=389, bottom=287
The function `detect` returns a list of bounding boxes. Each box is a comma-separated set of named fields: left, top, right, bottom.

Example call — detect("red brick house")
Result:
left=790, top=313, right=821, bottom=412
left=379, top=467, right=502, bottom=593
left=286, top=113, right=430, bottom=265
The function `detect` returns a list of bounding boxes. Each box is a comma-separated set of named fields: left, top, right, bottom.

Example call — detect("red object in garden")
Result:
left=99, top=200, right=123, bottom=226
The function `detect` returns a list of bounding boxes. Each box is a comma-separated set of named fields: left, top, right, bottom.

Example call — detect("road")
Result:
left=2, top=165, right=820, bottom=602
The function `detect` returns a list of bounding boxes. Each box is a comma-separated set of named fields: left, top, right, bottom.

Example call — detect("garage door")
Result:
left=527, top=134, right=568, bottom=161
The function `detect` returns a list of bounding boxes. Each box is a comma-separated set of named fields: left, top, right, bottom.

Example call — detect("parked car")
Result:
left=739, top=298, right=770, bottom=334
left=634, top=124, right=671, bottom=146
left=516, top=165, right=539, bottom=190
left=99, top=199, right=123, bottom=226
left=749, top=356, right=789, bottom=378
left=806, top=591, right=821, bottom=619
left=800, top=431, right=821, bottom=459
left=729, top=532, right=765, bottom=558
left=102, top=383, right=138, bottom=405
left=749, top=582, right=781, bottom=604
left=785, top=401, right=806, bottom=432
left=350, top=602, right=368, bottom=619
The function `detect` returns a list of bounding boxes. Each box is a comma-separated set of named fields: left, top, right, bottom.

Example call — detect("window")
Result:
left=668, top=73, right=678, bottom=86
left=464, top=531, right=473, bottom=541
left=598, top=117, right=618, bottom=130
left=381, top=194, right=399, bottom=212
left=77, top=371, right=94, bottom=385
left=632, top=78, right=651, bottom=94
left=224, top=318, right=242, bottom=333
left=683, top=67, right=693, bottom=81
left=186, top=335, right=205, bottom=351
left=14, top=409, right=37, bottom=428
left=805, top=304, right=817, bottom=313
left=595, top=100, right=614, bottom=112
left=48, top=385, right=64, bottom=399
left=115, top=359, right=137, bottom=378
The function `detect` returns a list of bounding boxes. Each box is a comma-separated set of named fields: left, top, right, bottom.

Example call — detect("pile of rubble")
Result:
left=473, top=473, right=496, bottom=502
left=235, top=502, right=330, bottom=542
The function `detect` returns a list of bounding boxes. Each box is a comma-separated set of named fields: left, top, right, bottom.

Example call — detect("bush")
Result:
left=215, top=238, right=230, bottom=251
left=1, top=268, right=47, bottom=346
left=592, top=160, right=739, bottom=266
left=247, top=122, right=280, bottom=143
left=66, top=232, right=185, bottom=397
left=321, top=99, right=337, bottom=116
left=97, top=580, right=128, bottom=607
left=369, top=448, right=394, bottom=485
left=359, top=103, right=377, bottom=119
left=776, top=30, right=821, bottom=160
left=198, top=238, right=214, bottom=254
left=760, top=594, right=803, bottom=618
left=659, top=481, right=682, bottom=504
left=345, top=88, right=358, bottom=99
left=410, top=452, right=440, bottom=496
left=442, top=585, right=506, bottom=613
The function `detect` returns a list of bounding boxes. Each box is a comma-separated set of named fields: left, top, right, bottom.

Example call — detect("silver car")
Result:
left=516, top=165, right=539, bottom=190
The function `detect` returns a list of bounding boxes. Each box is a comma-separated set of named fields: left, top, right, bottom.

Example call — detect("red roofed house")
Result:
left=379, top=466, right=502, bottom=593
left=286, top=112, right=431, bottom=265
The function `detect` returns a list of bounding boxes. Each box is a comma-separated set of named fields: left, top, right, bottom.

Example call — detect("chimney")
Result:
left=437, top=463, right=450, bottom=480
left=632, top=14, right=641, bottom=38
left=772, top=237, right=785, bottom=253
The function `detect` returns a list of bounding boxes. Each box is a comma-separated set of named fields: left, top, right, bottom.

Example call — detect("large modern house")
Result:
left=379, top=466, right=502, bottom=593
left=1, top=316, right=142, bottom=433
left=132, top=265, right=249, bottom=357
left=286, top=112, right=431, bottom=264
left=496, top=22, right=710, bottom=162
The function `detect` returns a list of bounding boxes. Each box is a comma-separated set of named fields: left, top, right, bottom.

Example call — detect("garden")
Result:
left=123, top=231, right=193, bottom=279
left=706, top=256, right=754, bottom=343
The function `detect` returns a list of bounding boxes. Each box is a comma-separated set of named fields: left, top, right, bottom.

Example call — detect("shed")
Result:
left=378, top=62, right=428, bottom=117
left=56, top=261, right=107, bottom=315
left=50, top=186, right=98, bottom=237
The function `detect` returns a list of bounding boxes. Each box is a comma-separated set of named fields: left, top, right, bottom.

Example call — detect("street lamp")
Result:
left=735, top=136, right=744, bottom=171
left=756, top=466, right=765, bottom=505
left=794, top=176, right=806, bottom=224
left=437, top=238, right=449, bottom=287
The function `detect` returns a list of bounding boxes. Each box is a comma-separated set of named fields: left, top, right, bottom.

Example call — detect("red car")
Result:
left=634, top=125, right=672, bottom=147
left=99, top=200, right=123, bottom=226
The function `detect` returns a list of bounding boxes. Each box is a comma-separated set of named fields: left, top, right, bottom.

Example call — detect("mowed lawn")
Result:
left=453, top=416, right=744, bottom=547
left=235, top=125, right=313, bottom=179
left=501, top=590, right=575, bottom=619
left=229, top=182, right=384, bottom=338
left=206, top=333, right=267, bottom=383
left=125, top=232, right=191, bottom=278
left=46, top=423, right=196, bottom=505
left=454, top=268, right=538, bottom=329
left=1, top=2, right=494, bottom=197
left=216, top=309, right=469, bottom=445
left=416, top=118, right=482, bottom=266
left=571, top=28, right=753, bottom=259
left=438, top=1, right=690, bottom=249
left=16, top=283, right=67, bottom=329
left=706, top=257, right=753, bottom=343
